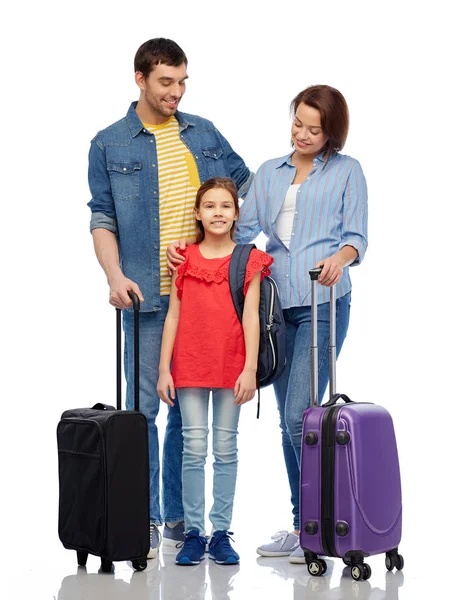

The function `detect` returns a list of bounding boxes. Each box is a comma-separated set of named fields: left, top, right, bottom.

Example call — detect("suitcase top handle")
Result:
left=322, top=393, right=353, bottom=407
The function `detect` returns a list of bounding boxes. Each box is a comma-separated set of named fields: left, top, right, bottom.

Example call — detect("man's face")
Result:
left=136, top=62, right=188, bottom=123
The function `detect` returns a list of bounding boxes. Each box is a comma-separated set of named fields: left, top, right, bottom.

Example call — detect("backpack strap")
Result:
left=229, top=244, right=256, bottom=322
left=229, top=244, right=260, bottom=418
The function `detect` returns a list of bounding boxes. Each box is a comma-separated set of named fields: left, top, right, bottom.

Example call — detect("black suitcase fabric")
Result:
left=57, top=294, right=150, bottom=566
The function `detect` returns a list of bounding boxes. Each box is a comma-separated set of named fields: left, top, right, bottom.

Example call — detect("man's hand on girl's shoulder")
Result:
left=166, top=238, right=191, bottom=276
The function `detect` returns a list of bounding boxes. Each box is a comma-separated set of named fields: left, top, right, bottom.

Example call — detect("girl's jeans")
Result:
left=177, top=387, right=241, bottom=533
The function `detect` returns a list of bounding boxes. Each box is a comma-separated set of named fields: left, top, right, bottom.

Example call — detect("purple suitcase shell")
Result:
left=300, top=401, right=402, bottom=558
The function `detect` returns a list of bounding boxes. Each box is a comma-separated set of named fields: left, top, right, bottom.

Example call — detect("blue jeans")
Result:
left=273, top=292, right=351, bottom=530
left=123, top=296, right=184, bottom=525
left=177, top=388, right=241, bottom=533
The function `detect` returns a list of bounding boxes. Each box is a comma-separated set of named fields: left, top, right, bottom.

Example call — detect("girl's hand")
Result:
left=157, top=371, right=176, bottom=406
left=315, top=254, right=345, bottom=287
left=234, top=369, right=257, bottom=405
left=166, top=240, right=187, bottom=276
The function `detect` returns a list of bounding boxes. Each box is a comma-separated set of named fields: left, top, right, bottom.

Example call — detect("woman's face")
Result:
left=291, top=102, right=328, bottom=158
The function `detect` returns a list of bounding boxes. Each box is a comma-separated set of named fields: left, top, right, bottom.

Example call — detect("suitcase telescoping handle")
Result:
left=309, top=267, right=337, bottom=407
left=116, top=291, right=140, bottom=411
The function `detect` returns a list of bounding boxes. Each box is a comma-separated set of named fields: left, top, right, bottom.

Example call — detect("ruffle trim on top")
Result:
left=175, top=246, right=274, bottom=298
left=182, top=262, right=229, bottom=284
left=175, top=247, right=230, bottom=299
left=244, top=249, right=274, bottom=295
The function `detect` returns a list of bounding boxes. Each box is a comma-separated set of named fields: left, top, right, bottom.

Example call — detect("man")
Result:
left=88, top=38, right=253, bottom=559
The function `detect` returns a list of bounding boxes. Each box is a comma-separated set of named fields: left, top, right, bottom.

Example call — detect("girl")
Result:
left=157, top=177, right=273, bottom=566
left=167, top=85, right=368, bottom=564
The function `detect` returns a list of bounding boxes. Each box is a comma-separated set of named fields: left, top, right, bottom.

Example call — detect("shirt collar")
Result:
left=126, top=102, right=196, bottom=136
left=275, top=151, right=326, bottom=169
left=175, top=111, right=196, bottom=131
left=275, top=153, right=295, bottom=169
left=126, top=102, right=146, bottom=137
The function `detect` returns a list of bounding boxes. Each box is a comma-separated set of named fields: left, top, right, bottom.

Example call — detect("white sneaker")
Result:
left=147, top=523, right=162, bottom=559
left=256, top=530, right=299, bottom=557
left=289, top=545, right=306, bottom=564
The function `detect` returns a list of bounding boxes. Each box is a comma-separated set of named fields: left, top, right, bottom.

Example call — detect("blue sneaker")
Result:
left=175, top=530, right=208, bottom=566
left=208, top=530, right=240, bottom=565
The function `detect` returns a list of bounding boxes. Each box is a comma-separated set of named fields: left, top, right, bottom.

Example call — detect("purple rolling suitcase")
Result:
left=300, top=268, right=403, bottom=581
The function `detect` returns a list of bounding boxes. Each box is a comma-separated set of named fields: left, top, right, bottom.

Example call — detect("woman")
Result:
left=168, top=85, right=368, bottom=564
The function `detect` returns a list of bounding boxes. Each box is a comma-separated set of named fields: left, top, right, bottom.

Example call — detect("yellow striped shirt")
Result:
left=145, top=117, right=200, bottom=295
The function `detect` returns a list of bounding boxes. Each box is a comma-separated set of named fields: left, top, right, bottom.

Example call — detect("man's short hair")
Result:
left=134, top=38, right=188, bottom=79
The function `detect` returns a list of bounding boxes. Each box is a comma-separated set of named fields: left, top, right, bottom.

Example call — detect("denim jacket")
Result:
left=88, top=102, right=253, bottom=312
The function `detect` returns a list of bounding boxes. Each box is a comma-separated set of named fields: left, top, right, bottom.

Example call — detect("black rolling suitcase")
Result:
left=57, top=293, right=150, bottom=572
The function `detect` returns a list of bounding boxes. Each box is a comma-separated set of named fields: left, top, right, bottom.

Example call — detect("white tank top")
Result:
left=275, top=184, right=298, bottom=247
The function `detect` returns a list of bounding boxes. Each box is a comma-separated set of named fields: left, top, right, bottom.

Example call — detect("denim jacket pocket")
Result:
left=201, top=147, right=226, bottom=178
left=107, top=161, right=142, bottom=200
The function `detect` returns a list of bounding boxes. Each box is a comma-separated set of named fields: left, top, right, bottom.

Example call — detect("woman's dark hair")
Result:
left=194, top=178, right=239, bottom=243
left=134, top=38, right=188, bottom=79
left=291, top=85, right=349, bottom=164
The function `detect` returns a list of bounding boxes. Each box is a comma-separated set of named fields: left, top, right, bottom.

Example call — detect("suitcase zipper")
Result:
left=321, top=405, right=341, bottom=557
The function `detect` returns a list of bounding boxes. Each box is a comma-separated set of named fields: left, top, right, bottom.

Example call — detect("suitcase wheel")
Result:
left=307, top=558, right=327, bottom=577
left=132, top=557, right=148, bottom=571
left=76, top=551, right=88, bottom=567
left=385, top=550, right=404, bottom=572
left=351, top=563, right=371, bottom=581
left=100, top=558, right=114, bottom=573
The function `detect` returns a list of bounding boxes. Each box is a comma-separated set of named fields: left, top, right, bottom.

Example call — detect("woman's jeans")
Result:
left=273, top=292, right=351, bottom=530
left=177, top=388, right=241, bottom=533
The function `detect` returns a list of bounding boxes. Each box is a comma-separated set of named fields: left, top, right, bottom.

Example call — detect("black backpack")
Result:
left=229, top=244, right=286, bottom=415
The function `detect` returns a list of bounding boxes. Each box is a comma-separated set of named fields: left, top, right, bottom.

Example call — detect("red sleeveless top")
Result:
left=171, top=244, right=273, bottom=389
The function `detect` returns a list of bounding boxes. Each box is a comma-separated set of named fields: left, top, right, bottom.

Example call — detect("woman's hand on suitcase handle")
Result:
left=108, top=273, right=144, bottom=309
left=157, top=372, right=176, bottom=407
left=315, top=254, right=344, bottom=287
left=316, top=246, right=359, bottom=286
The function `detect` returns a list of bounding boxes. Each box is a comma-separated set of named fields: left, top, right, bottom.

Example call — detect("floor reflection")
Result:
left=57, top=548, right=241, bottom=600
left=57, top=549, right=404, bottom=600
left=255, top=556, right=404, bottom=600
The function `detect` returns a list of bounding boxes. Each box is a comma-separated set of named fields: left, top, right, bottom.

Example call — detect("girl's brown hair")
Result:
left=291, top=85, right=349, bottom=165
left=194, top=178, right=239, bottom=243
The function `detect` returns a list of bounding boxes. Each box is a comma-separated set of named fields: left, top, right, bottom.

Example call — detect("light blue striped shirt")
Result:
left=235, top=152, right=368, bottom=308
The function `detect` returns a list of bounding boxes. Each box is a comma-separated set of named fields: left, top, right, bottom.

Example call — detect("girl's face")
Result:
left=195, top=188, right=238, bottom=237
left=291, top=102, right=328, bottom=158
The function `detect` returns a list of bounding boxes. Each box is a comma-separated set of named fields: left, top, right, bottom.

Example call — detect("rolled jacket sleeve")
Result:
left=87, top=138, right=118, bottom=234
left=339, top=159, right=368, bottom=265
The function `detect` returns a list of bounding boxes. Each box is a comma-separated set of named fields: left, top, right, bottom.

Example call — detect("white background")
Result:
left=1, top=1, right=451, bottom=598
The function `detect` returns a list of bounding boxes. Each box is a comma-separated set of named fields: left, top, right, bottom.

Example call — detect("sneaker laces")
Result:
left=150, top=523, right=161, bottom=547
left=270, top=530, right=290, bottom=544
left=176, top=530, right=207, bottom=550
left=209, top=530, right=235, bottom=551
